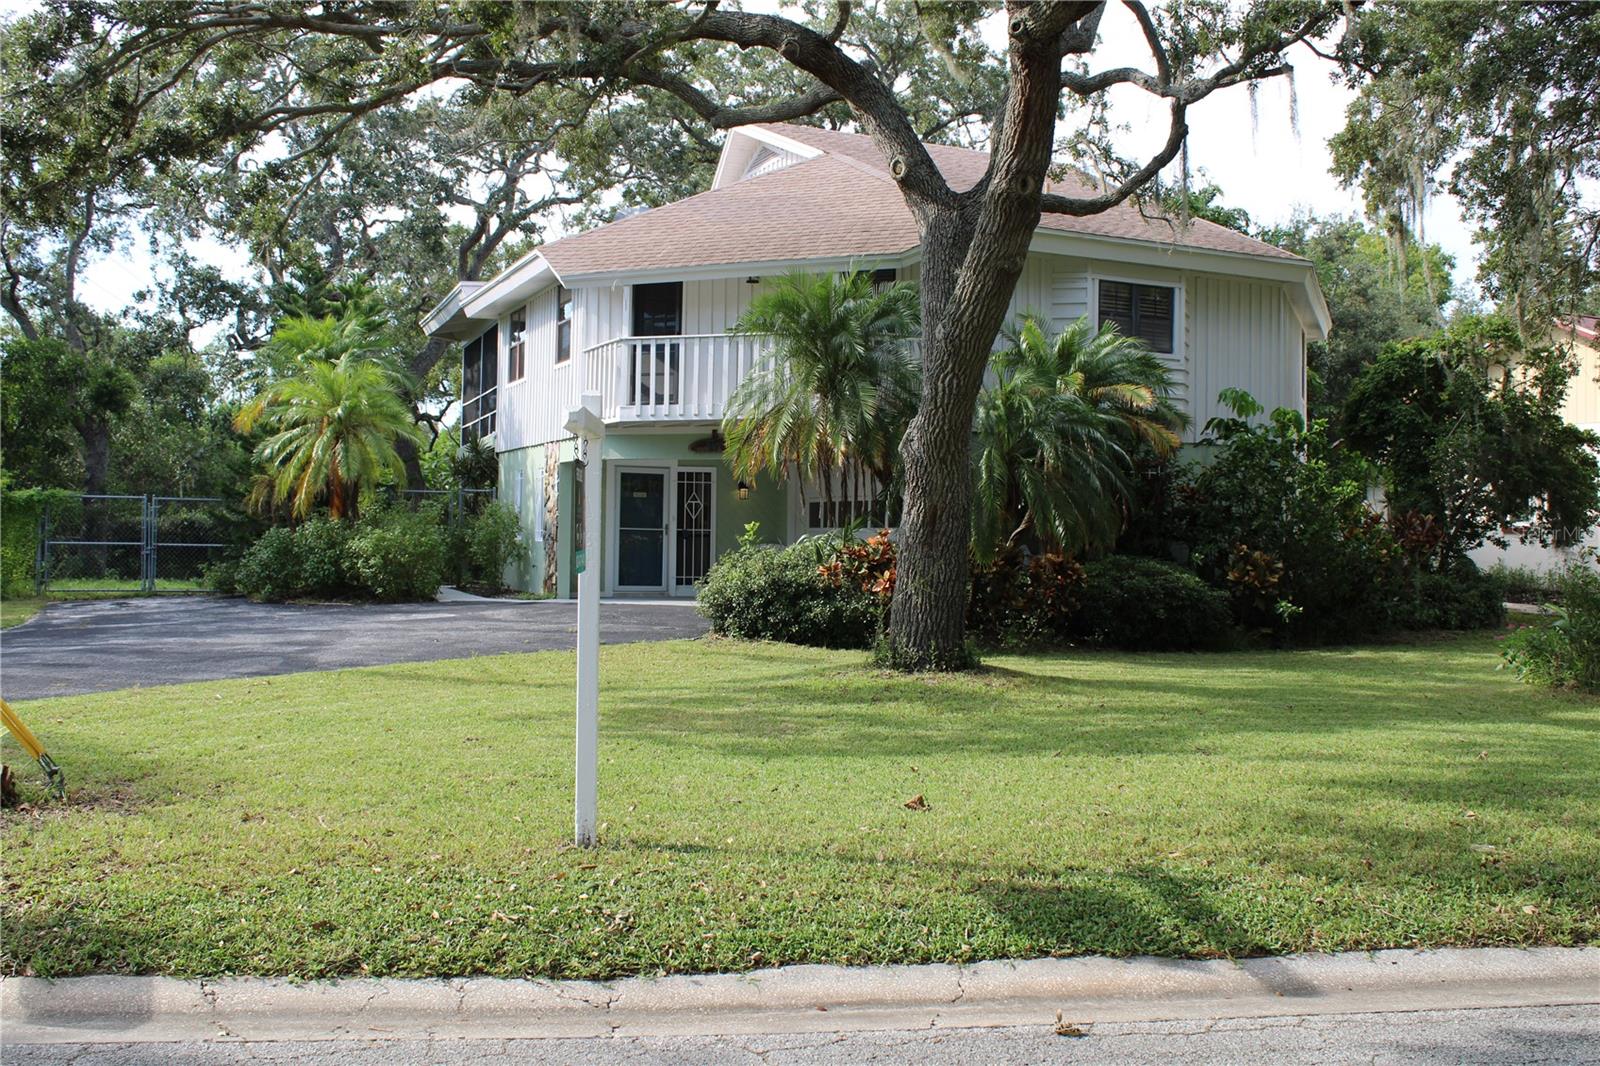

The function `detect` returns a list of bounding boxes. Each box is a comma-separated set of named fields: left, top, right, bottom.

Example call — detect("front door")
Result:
left=616, top=469, right=667, bottom=591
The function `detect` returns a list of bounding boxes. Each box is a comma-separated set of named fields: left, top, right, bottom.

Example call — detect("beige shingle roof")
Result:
left=538, top=122, right=1303, bottom=278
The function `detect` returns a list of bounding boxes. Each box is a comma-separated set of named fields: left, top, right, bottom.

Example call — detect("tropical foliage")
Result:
left=1343, top=315, right=1600, bottom=559
left=1159, top=388, right=1506, bottom=643
left=233, top=316, right=421, bottom=520
left=723, top=270, right=919, bottom=517
left=972, top=315, right=1185, bottom=562
left=1502, top=559, right=1600, bottom=694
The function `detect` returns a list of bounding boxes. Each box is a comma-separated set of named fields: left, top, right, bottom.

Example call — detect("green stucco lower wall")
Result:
left=496, top=444, right=547, bottom=593
left=499, top=431, right=789, bottom=596
left=598, top=432, right=785, bottom=593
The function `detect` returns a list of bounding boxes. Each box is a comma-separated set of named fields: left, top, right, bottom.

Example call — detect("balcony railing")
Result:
left=580, top=333, right=920, bottom=424
left=581, top=334, right=773, bottom=423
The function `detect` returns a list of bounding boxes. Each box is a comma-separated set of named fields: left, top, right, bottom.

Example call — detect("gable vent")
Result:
left=742, top=144, right=801, bottom=181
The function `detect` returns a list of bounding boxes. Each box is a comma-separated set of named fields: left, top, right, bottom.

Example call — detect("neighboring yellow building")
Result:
left=1473, top=314, right=1600, bottom=575
left=1554, top=315, right=1600, bottom=432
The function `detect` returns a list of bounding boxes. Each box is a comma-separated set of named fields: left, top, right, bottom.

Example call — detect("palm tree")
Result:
left=723, top=270, right=919, bottom=521
left=234, top=317, right=421, bottom=520
left=258, top=312, right=390, bottom=378
left=973, top=315, right=1185, bottom=561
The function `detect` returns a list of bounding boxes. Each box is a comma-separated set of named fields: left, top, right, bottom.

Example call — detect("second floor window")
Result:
left=507, top=312, right=527, bottom=381
left=462, top=325, right=498, bottom=442
left=556, top=285, right=573, bottom=363
left=1098, top=280, right=1175, bottom=354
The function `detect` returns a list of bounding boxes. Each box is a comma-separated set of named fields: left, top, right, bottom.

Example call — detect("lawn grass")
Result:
left=2, top=630, right=1595, bottom=979
left=0, top=581, right=208, bottom=628
left=0, top=597, right=46, bottom=628
left=42, top=577, right=206, bottom=594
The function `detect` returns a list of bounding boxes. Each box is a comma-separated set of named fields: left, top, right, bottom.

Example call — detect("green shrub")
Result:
left=1173, top=399, right=1401, bottom=644
left=0, top=488, right=76, bottom=598
left=967, top=552, right=1087, bottom=646
left=1074, top=556, right=1234, bottom=651
left=204, top=556, right=241, bottom=595
left=1502, top=562, right=1600, bottom=692
left=232, top=508, right=445, bottom=603
left=1486, top=563, right=1564, bottom=605
left=1, top=495, right=44, bottom=599
left=458, top=502, right=522, bottom=588
left=697, top=543, right=878, bottom=649
left=1391, top=567, right=1506, bottom=631
left=293, top=517, right=355, bottom=597
left=346, top=508, right=447, bottom=602
left=233, top=527, right=305, bottom=601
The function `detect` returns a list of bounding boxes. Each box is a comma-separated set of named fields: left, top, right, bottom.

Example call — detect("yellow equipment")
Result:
left=1, top=698, right=66, bottom=798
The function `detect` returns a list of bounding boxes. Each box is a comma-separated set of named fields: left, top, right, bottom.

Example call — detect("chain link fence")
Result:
left=32, top=490, right=496, bottom=596
left=37, top=494, right=234, bottom=595
left=396, top=487, right=497, bottom=521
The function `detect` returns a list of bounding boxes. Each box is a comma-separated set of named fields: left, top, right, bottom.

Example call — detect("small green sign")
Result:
left=575, top=548, right=586, bottom=575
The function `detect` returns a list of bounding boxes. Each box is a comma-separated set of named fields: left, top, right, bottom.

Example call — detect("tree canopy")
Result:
left=1330, top=1, right=1600, bottom=330
left=1343, top=316, right=1600, bottom=559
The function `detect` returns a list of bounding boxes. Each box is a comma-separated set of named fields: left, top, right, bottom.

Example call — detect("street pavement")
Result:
left=0, top=595, right=707, bottom=700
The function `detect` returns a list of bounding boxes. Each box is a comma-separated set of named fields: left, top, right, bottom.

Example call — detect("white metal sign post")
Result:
left=564, top=393, right=605, bottom=847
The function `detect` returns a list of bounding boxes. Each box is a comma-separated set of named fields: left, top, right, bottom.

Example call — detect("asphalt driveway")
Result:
left=0, top=596, right=708, bottom=700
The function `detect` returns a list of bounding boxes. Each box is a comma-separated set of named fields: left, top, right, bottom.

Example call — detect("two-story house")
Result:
left=422, top=122, right=1330, bottom=598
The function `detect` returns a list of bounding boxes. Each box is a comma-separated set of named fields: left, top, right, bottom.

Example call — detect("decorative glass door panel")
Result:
left=675, top=470, right=714, bottom=587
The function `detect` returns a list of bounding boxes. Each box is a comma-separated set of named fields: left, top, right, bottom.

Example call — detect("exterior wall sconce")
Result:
left=736, top=480, right=751, bottom=500
left=745, top=276, right=760, bottom=285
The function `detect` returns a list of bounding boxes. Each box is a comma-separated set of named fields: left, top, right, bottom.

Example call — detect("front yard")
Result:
left=2, top=630, right=1595, bottom=979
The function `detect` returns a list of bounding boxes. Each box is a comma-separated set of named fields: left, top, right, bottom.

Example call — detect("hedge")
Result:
left=1, top=488, right=77, bottom=598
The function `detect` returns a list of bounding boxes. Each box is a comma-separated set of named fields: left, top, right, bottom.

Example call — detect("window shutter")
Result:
left=1098, top=280, right=1135, bottom=336
left=1134, top=286, right=1174, bottom=353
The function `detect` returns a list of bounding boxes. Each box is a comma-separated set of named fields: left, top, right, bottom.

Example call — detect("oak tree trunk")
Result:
left=396, top=434, right=426, bottom=490
left=79, top=416, right=111, bottom=497
left=884, top=23, right=1065, bottom=669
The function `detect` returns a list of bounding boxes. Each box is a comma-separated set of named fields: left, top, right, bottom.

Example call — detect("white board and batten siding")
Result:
left=490, top=252, right=1306, bottom=452
left=1032, top=252, right=1307, bottom=441
left=495, top=282, right=578, bottom=452
left=1185, top=273, right=1306, bottom=435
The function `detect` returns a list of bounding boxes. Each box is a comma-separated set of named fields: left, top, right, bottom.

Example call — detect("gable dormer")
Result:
left=710, top=126, right=825, bottom=190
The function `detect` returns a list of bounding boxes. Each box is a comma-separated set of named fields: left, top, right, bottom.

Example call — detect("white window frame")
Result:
left=506, top=308, right=528, bottom=382
left=786, top=467, right=890, bottom=539
left=555, top=284, right=573, bottom=364
left=1089, top=271, right=1185, bottom=363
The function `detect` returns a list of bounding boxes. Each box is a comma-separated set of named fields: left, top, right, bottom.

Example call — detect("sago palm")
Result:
left=723, top=270, right=919, bottom=515
left=973, top=314, right=1185, bottom=561
left=235, top=351, right=421, bottom=521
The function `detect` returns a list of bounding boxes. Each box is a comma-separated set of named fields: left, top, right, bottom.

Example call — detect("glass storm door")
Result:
left=675, top=470, right=714, bottom=588
left=617, top=470, right=667, bottom=589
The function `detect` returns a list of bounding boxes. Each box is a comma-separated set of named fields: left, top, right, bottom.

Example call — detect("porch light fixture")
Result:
left=736, top=480, right=751, bottom=500
left=745, top=276, right=760, bottom=285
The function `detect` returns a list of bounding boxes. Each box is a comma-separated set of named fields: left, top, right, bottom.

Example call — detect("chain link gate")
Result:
left=37, top=495, right=227, bottom=595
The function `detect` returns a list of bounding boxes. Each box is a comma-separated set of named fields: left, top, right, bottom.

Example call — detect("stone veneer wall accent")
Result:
left=542, top=447, right=560, bottom=596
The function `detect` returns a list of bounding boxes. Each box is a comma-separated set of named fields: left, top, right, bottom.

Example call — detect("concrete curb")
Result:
left=3, top=947, right=1595, bottom=1045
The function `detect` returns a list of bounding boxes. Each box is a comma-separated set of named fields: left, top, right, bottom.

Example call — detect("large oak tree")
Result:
left=7, top=1, right=1345, bottom=667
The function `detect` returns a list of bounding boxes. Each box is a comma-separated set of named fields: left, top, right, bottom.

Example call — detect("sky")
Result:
left=15, top=1, right=1481, bottom=324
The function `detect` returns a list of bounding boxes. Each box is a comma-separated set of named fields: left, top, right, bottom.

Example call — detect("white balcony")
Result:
left=581, top=334, right=773, bottom=424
